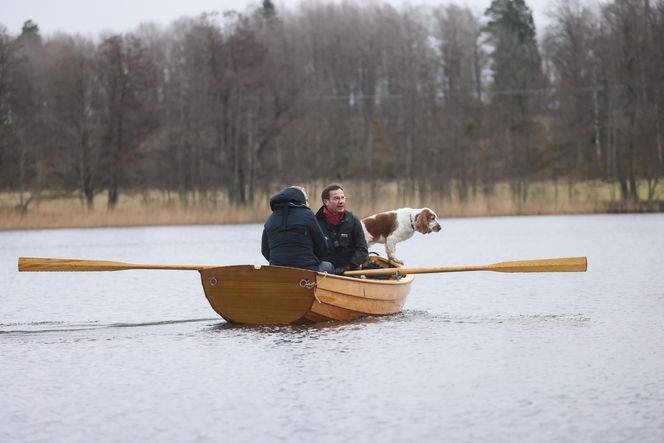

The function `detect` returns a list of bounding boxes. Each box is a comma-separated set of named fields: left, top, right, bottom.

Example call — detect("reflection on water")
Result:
left=1, top=214, right=663, bottom=443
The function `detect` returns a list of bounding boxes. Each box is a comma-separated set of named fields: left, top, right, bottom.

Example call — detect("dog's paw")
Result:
left=389, top=257, right=404, bottom=265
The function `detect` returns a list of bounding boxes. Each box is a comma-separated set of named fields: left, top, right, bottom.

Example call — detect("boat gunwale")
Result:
left=314, top=270, right=414, bottom=285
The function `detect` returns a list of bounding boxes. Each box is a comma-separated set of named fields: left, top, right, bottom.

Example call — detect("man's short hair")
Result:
left=321, top=183, right=343, bottom=202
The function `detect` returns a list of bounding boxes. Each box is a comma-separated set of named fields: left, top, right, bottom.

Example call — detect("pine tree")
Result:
left=261, top=0, right=277, bottom=21
left=484, top=0, right=542, bottom=102
left=483, top=0, right=546, bottom=202
left=21, top=20, right=40, bottom=36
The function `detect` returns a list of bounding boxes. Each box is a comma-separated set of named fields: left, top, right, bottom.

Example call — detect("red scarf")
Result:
left=323, top=207, right=344, bottom=228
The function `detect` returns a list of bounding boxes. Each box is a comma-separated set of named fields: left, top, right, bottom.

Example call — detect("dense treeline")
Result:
left=0, top=0, right=663, bottom=211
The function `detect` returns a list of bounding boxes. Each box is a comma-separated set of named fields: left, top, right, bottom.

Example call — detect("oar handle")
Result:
left=344, top=256, right=588, bottom=276
left=18, top=257, right=211, bottom=272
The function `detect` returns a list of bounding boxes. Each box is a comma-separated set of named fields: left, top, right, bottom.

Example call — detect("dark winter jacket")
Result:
left=315, top=206, right=368, bottom=270
left=261, top=187, right=328, bottom=270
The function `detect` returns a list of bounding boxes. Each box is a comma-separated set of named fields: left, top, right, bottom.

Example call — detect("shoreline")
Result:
left=2, top=181, right=661, bottom=231
left=2, top=201, right=662, bottom=232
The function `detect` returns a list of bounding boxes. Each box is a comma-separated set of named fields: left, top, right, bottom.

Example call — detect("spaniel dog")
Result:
left=361, top=208, right=442, bottom=264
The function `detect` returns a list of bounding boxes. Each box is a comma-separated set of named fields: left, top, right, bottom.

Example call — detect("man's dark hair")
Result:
left=321, top=183, right=343, bottom=202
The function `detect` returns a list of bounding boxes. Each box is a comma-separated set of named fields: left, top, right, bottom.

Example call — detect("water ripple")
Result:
left=0, top=318, right=219, bottom=335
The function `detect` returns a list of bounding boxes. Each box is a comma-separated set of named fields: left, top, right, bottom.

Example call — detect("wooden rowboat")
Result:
left=17, top=256, right=586, bottom=325
left=200, top=256, right=413, bottom=324
left=17, top=255, right=413, bottom=325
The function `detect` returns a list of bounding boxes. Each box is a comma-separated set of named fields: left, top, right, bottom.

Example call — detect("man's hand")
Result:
left=334, top=266, right=349, bottom=275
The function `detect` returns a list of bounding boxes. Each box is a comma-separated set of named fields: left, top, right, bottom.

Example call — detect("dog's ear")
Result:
left=422, top=207, right=437, bottom=220
left=414, top=209, right=431, bottom=233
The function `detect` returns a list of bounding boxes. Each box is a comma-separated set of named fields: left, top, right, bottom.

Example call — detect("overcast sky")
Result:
left=1, top=0, right=563, bottom=38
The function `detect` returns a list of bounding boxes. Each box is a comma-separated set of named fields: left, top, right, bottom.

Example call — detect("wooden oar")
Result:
left=344, top=256, right=587, bottom=277
left=18, top=257, right=213, bottom=272
left=18, top=256, right=588, bottom=275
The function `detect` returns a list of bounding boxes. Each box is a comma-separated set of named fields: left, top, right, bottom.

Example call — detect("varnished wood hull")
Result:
left=199, top=263, right=413, bottom=325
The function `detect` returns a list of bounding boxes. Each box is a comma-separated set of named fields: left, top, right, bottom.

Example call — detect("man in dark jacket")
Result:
left=262, top=186, right=335, bottom=273
left=315, top=183, right=368, bottom=275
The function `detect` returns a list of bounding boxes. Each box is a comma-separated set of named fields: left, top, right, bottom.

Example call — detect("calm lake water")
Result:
left=1, top=214, right=663, bottom=442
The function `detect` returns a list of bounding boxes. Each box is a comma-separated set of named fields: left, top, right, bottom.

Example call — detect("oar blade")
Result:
left=18, top=257, right=132, bottom=272
left=18, top=257, right=211, bottom=272
left=490, top=256, right=587, bottom=273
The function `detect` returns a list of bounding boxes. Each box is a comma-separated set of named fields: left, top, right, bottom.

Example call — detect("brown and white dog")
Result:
left=361, top=208, right=442, bottom=264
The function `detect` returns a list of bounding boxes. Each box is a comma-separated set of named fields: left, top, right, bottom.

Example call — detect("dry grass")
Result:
left=0, top=192, right=272, bottom=230
left=0, top=180, right=659, bottom=231
left=347, top=180, right=613, bottom=218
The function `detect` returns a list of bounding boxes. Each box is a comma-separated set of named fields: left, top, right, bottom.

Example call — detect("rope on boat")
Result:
left=313, top=273, right=328, bottom=303
left=299, top=279, right=316, bottom=289
left=299, top=272, right=328, bottom=304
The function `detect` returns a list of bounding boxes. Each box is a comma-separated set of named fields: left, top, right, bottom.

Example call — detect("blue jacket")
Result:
left=261, top=187, right=328, bottom=270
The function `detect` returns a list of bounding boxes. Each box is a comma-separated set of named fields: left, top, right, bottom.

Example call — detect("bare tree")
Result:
left=543, top=0, right=600, bottom=201
left=41, top=35, right=102, bottom=208
left=97, top=33, right=160, bottom=209
left=435, top=5, right=486, bottom=201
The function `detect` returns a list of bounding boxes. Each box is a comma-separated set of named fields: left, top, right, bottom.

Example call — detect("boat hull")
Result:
left=199, top=261, right=413, bottom=325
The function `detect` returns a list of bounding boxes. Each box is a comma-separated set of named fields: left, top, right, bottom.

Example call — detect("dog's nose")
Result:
left=433, top=224, right=442, bottom=232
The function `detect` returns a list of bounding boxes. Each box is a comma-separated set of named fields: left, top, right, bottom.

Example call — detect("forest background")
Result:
left=1, top=0, right=663, bottom=229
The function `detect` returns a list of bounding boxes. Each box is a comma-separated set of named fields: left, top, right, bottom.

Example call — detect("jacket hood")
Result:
left=270, top=187, right=307, bottom=211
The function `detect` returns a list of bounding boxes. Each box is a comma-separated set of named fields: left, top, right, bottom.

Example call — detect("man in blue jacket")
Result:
left=261, top=186, right=335, bottom=273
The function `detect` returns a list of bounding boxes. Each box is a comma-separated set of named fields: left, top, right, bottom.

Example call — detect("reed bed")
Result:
left=0, top=180, right=658, bottom=231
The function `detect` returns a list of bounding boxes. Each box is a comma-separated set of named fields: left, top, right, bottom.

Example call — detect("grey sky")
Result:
left=1, top=0, right=562, bottom=37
